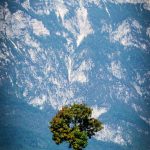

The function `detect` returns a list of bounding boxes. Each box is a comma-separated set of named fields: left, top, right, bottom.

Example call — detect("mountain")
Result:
left=0, top=0, right=150, bottom=149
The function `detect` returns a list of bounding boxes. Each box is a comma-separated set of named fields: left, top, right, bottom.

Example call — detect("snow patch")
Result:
left=24, top=34, right=40, bottom=48
left=91, top=106, right=108, bottom=118
left=21, top=0, right=30, bottom=10
left=95, top=125, right=130, bottom=145
left=28, top=49, right=37, bottom=62
left=29, top=95, right=47, bottom=108
left=55, top=1, right=68, bottom=21
left=85, top=0, right=100, bottom=6
left=109, top=0, right=150, bottom=11
left=30, top=19, right=50, bottom=36
left=22, top=0, right=52, bottom=15
left=146, top=27, right=150, bottom=38
left=60, top=5, right=93, bottom=46
left=76, top=6, right=93, bottom=46
left=131, top=103, right=143, bottom=113
left=143, top=2, right=150, bottom=11
left=110, top=61, right=124, bottom=79
left=101, top=19, right=146, bottom=49
left=140, top=116, right=150, bottom=126
left=66, top=56, right=93, bottom=83
left=133, top=83, right=142, bottom=96
left=111, top=20, right=140, bottom=46
left=4, top=10, right=29, bottom=38
left=109, top=0, right=148, bottom=4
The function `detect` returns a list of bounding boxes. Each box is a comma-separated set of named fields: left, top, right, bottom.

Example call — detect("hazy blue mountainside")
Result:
left=0, top=0, right=150, bottom=149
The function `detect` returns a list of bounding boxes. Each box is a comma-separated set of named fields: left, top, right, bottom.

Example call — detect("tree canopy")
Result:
left=49, top=104, right=103, bottom=150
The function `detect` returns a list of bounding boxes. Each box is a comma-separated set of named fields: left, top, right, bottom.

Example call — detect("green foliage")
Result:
left=49, top=104, right=103, bottom=150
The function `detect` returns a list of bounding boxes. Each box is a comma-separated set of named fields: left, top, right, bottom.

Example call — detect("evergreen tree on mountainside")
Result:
left=49, top=104, right=103, bottom=150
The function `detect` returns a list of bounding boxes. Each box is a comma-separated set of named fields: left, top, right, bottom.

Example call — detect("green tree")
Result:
left=49, top=104, right=103, bottom=150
